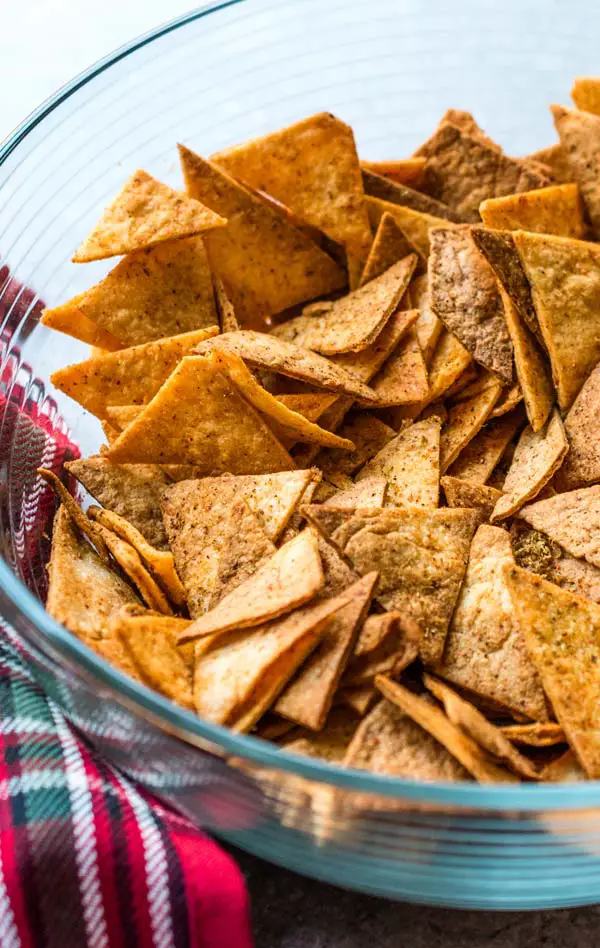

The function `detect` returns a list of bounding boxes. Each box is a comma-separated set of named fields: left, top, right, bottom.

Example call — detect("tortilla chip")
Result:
left=358, top=213, right=417, bottom=286
left=491, top=409, right=568, bottom=521
left=303, top=505, right=481, bottom=664
left=370, top=328, right=429, bottom=406
left=312, top=530, right=360, bottom=597
left=429, top=226, right=513, bottom=382
left=444, top=364, right=480, bottom=400
left=362, top=169, right=462, bottom=222
left=211, top=112, right=372, bottom=284
left=162, top=478, right=276, bottom=617
left=283, top=707, right=360, bottom=760
left=271, top=256, right=416, bottom=356
left=554, top=364, right=600, bottom=491
left=441, top=477, right=502, bottom=519
left=330, top=309, right=420, bottom=384
left=275, top=393, right=337, bottom=423
left=421, top=330, right=472, bottom=407
left=440, top=378, right=504, bottom=473
left=112, top=607, right=194, bottom=708
left=343, top=698, right=470, bottom=780
left=65, top=456, right=169, bottom=549
left=254, top=715, right=297, bottom=742
left=193, top=589, right=351, bottom=732
left=194, top=332, right=384, bottom=405
left=375, top=677, right=517, bottom=782
left=550, top=549, right=600, bottom=605
left=570, top=77, right=600, bottom=115
left=215, top=470, right=317, bottom=543
left=38, top=468, right=111, bottom=564
left=106, top=356, right=294, bottom=470
left=526, top=144, right=573, bottom=184
left=51, top=327, right=218, bottom=420
left=489, top=384, right=524, bottom=419
left=73, top=170, right=226, bottom=263
left=413, top=122, right=548, bottom=221
left=438, top=524, right=549, bottom=721
left=500, top=722, right=566, bottom=748
left=366, top=196, right=456, bottom=261
left=480, top=184, right=585, bottom=238
left=505, top=565, right=600, bottom=778
left=423, top=674, right=540, bottom=780
left=540, top=749, right=588, bottom=782
left=213, top=276, right=241, bottom=333
left=437, top=109, right=500, bottom=149
left=519, top=485, right=600, bottom=569
left=41, top=294, right=122, bottom=351
left=470, top=225, right=540, bottom=342
left=92, top=520, right=173, bottom=615
left=179, top=146, right=346, bottom=328
left=179, top=529, right=324, bottom=643
left=324, top=477, right=387, bottom=509
left=551, top=105, right=600, bottom=236
left=343, top=612, right=421, bottom=686
left=338, top=685, right=378, bottom=717
left=291, top=398, right=356, bottom=471
left=408, top=274, right=443, bottom=364
left=275, top=572, right=378, bottom=730
left=360, top=158, right=427, bottom=189
left=316, top=413, right=395, bottom=488
left=356, top=416, right=441, bottom=508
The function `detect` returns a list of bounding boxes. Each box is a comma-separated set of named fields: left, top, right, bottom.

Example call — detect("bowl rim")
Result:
left=1, top=0, right=598, bottom=810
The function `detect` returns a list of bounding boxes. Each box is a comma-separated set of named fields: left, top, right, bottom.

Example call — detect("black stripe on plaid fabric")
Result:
left=156, top=813, right=190, bottom=948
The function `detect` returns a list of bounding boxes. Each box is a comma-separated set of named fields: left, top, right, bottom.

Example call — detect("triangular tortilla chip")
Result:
left=440, top=378, right=504, bottom=473
left=65, top=456, right=169, bottom=549
left=421, top=330, right=472, bottom=407
left=361, top=169, right=462, bottom=222
left=270, top=256, right=416, bottom=355
left=436, top=109, right=500, bottom=149
left=423, top=675, right=540, bottom=780
left=51, top=238, right=218, bottom=348
left=551, top=105, right=600, bottom=236
left=490, top=384, right=523, bottom=418
left=211, top=112, right=372, bottom=284
left=526, top=143, right=573, bottom=184
left=360, top=158, right=427, bottom=189
left=51, top=327, right=218, bottom=420
left=497, top=285, right=554, bottom=432
left=275, top=393, right=337, bottom=423
left=409, top=274, right=443, bottom=363
left=179, top=529, right=324, bottom=643
left=161, top=478, right=277, bottom=617
left=571, top=77, right=600, bottom=114
left=438, top=524, right=549, bottom=721
left=330, top=309, right=420, bottom=383
left=550, top=549, right=600, bottom=605
left=92, top=521, right=173, bottom=615
left=283, top=707, right=360, bottom=761
left=254, top=714, right=297, bottom=742
left=106, top=356, right=294, bottom=471
left=104, top=405, right=143, bottom=434
left=179, top=145, right=346, bottom=327
left=500, top=722, right=566, bottom=748
left=540, top=750, right=587, bottom=783
left=303, top=505, right=481, bottom=664
left=275, top=572, right=378, bottom=730
left=375, top=678, right=517, bottom=782
left=193, top=589, right=351, bottom=732
left=480, top=184, right=585, bottom=238
left=429, top=226, right=513, bottom=382
left=554, top=364, right=600, bottom=491
left=291, top=398, right=355, bottom=471
left=444, top=363, right=479, bottom=400
left=513, top=229, right=600, bottom=409
left=358, top=213, right=417, bottom=286
left=316, top=412, right=396, bottom=488
left=343, top=698, right=470, bottom=781
left=73, top=169, right=226, bottom=263
left=112, top=606, right=194, bottom=708
left=343, top=612, right=421, bottom=686
left=366, top=196, right=456, bottom=261
left=313, top=530, right=360, bottom=597
left=41, top=294, right=121, bottom=351
left=413, top=122, right=548, bottom=221
left=338, top=685, right=378, bottom=717
left=370, top=328, right=429, bottom=406
left=213, top=276, right=241, bottom=333
left=505, top=565, right=600, bottom=778
left=356, top=416, right=441, bottom=508
left=194, top=332, right=384, bottom=404
left=38, top=468, right=111, bottom=564
left=278, top=474, right=323, bottom=544
left=491, top=409, right=568, bottom=521
left=441, top=477, right=502, bottom=519
left=519, top=485, right=600, bottom=569
left=324, top=476, right=387, bottom=509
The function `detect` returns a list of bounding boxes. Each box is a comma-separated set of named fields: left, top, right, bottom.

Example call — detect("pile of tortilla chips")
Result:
left=40, top=82, right=600, bottom=790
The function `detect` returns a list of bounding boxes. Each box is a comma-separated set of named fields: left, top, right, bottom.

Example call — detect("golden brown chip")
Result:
left=41, top=293, right=122, bottom=351
left=312, top=530, right=360, bottom=597
left=441, top=477, right=502, bottom=519
left=179, top=145, right=346, bottom=328
left=338, top=685, right=378, bottom=717
left=540, top=750, right=588, bottom=782
left=440, top=378, right=504, bottom=473
left=360, top=158, right=427, bottom=189
left=409, top=273, right=443, bottom=363
left=51, top=327, right=218, bottom=420
left=104, top=405, right=141, bottom=432
left=505, top=565, right=600, bottom=778
left=500, top=722, right=566, bottom=748
left=275, top=572, right=378, bottom=730
left=571, top=77, right=600, bottom=114
left=315, top=412, right=396, bottom=488
left=275, top=393, right=338, bottom=424
left=375, top=677, right=518, bottom=782
left=444, top=363, right=480, bottom=400
left=550, top=550, right=600, bottom=605
left=329, top=309, right=420, bottom=384
left=525, top=144, right=573, bottom=184
left=343, top=612, right=421, bottom=686
left=519, top=485, right=600, bottom=569
left=38, top=468, right=111, bottom=565
left=303, top=504, right=481, bottom=664
left=480, top=184, right=585, bottom=238
left=358, top=213, right=417, bottom=286
left=366, top=196, right=456, bottom=261
left=491, top=409, right=568, bottom=521
left=437, top=525, right=549, bottom=721
left=324, top=477, right=387, bottom=509
left=370, top=328, right=429, bottom=406
left=112, top=607, right=194, bottom=708
left=429, top=226, right=513, bottom=382
left=554, top=364, right=600, bottom=491
left=73, top=170, right=226, bottom=263
left=92, top=521, right=173, bottom=615
left=420, top=330, right=472, bottom=406
left=179, top=529, right=324, bottom=643
left=489, top=384, right=524, bottom=419
left=498, top=285, right=554, bottom=432
left=361, top=168, right=462, bottom=222
left=551, top=105, right=600, bottom=236
left=437, top=109, right=500, bottom=149
left=213, top=276, right=241, bottom=333
left=356, top=416, right=440, bottom=508
left=283, top=707, right=360, bottom=761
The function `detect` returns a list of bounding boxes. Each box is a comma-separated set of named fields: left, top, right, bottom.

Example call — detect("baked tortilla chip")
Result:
left=571, top=77, right=600, bottom=114
left=421, top=330, right=472, bottom=407
left=358, top=213, right=417, bottom=286
left=366, top=195, right=455, bottom=261
left=275, top=393, right=337, bottom=423
left=413, top=122, right=548, bottom=221
left=106, top=356, right=294, bottom=471
left=470, top=225, right=540, bottom=341
left=480, top=184, right=585, bottom=238
left=324, top=477, right=387, bottom=509
left=491, top=409, right=568, bottom=521
left=316, top=412, right=396, bottom=488
left=330, top=309, right=420, bottom=384
left=275, top=572, right=378, bottom=730
left=444, top=363, right=479, bottom=400
left=437, top=109, right=500, bottom=149
left=179, top=529, right=324, bottom=643
left=441, top=477, right=502, bottom=519
left=550, top=550, right=600, bottom=605
left=371, top=328, right=429, bottom=406
left=92, top=521, right=173, bottom=615
left=490, top=384, right=523, bottom=418
left=283, top=707, right=360, bottom=761
left=73, top=169, right=226, bottom=263
left=540, top=750, right=587, bottom=783
left=356, top=416, right=441, bottom=508
left=505, top=565, right=600, bottom=778
left=500, top=722, right=566, bottom=748
left=526, top=143, right=573, bottom=184
left=41, top=294, right=121, bottom=351
left=104, top=405, right=141, bottom=432
left=65, top=456, right=169, bottom=549
left=38, top=468, right=111, bottom=565
left=423, top=675, right=540, bottom=780
left=554, top=364, right=600, bottom=491
left=519, top=485, right=600, bottom=569
left=513, top=229, right=600, bottom=409
left=429, top=226, right=513, bottom=382
left=551, top=105, right=600, bottom=236
left=51, top=327, right=218, bottom=420
left=438, top=524, right=548, bottom=721
left=343, top=612, right=421, bottom=686
left=211, top=112, right=372, bottom=284
left=213, top=276, right=241, bottom=333
left=112, top=607, right=194, bottom=708
left=375, top=677, right=517, bottom=782
left=360, top=158, right=427, bottom=189
left=440, top=378, right=504, bottom=473
left=338, top=685, right=378, bottom=717
left=303, top=505, right=481, bottom=664
left=361, top=168, right=462, bottom=222
left=409, top=273, right=443, bottom=363
left=179, top=145, right=346, bottom=327
left=313, top=530, right=360, bottom=597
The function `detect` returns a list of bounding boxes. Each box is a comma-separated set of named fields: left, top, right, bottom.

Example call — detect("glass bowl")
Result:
left=2, top=0, right=600, bottom=910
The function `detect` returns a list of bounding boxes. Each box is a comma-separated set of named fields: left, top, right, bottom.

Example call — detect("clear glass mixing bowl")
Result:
left=2, top=0, right=600, bottom=910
